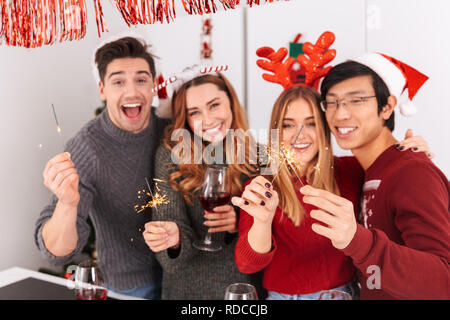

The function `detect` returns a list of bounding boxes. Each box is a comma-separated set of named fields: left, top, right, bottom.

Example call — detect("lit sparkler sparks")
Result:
left=134, top=178, right=170, bottom=214
left=51, top=103, right=65, bottom=150
left=279, top=144, right=305, bottom=187
left=259, top=143, right=305, bottom=187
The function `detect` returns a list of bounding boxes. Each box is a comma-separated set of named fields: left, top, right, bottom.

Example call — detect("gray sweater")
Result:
left=35, top=108, right=169, bottom=290
left=152, top=145, right=264, bottom=300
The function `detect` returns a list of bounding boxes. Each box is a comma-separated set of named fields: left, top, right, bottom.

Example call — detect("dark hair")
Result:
left=94, top=37, right=156, bottom=83
left=320, top=61, right=395, bottom=131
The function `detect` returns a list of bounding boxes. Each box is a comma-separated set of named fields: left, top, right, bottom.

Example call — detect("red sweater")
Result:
left=343, top=146, right=450, bottom=300
left=235, top=157, right=364, bottom=295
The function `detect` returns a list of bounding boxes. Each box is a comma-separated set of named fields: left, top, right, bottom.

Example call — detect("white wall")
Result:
left=246, top=0, right=365, bottom=151
left=0, top=0, right=448, bottom=272
left=366, top=0, right=450, bottom=179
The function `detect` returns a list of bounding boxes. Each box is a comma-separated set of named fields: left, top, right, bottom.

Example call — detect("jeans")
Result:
left=108, top=282, right=162, bottom=300
left=266, top=279, right=360, bottom=300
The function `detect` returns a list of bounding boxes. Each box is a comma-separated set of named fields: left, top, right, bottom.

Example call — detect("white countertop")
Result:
left=0, top=266, right=145, bottom=300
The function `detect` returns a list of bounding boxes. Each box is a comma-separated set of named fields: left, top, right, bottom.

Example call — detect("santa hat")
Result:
left=352, top=53, right=429, bottom=116
left=154, top=65, right=229, bottom=118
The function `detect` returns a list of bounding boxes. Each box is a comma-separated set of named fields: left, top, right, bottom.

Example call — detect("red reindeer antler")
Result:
left=256, top=46, right=296, bottom=90
left=257, top=31, right=336, bottom=91
left=297, top=31, right=336, bottom=87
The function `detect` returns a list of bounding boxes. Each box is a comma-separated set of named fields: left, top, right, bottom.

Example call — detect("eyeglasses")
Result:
left=320, top=96, right=377, bottom=112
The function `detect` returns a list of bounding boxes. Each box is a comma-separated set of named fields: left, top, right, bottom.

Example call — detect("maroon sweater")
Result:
left=235, top=157, right=364, bottom=295
left=343, top=146, right=450, bottom=300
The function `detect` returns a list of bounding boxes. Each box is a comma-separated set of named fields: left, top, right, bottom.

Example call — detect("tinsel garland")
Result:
left=0, top=0, right=278, bottom=47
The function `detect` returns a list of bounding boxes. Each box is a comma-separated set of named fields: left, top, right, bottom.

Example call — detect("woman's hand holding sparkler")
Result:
left=143, top=221, right=181, bottom=252
left=231, top=176, right=279, bottom=254
left=43, top=152, right=80, bottom=207
left=204, top=205, right=238, bottom=234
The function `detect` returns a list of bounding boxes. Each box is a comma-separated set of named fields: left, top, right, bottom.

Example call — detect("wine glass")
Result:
left=74, top=260, right=108, bottom=300
left=193, top=166, right=231, bottom=252
left=224, top=283, right=258, bottom=300
left=319, top=289, right=352, bottom=300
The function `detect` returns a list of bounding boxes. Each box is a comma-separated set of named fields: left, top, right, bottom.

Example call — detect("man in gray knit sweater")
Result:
left=34, top=37, right=169, bottom=299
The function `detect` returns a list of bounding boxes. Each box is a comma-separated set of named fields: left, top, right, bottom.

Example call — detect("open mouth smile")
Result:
left=121, top=103, right=142, bottom=119
left=292, top=143, right=312, bottom=153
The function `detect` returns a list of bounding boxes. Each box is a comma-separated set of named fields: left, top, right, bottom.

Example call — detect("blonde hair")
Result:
left=269, top=86, right=340, bottom=226
left=163, top=73, right=258, bottom=204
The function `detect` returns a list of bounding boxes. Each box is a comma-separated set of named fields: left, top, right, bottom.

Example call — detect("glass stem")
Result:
left=204, top=231, right=212, bottom=244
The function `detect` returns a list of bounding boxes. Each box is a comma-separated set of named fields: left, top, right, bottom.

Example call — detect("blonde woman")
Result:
left=143, top=71, right=263, bottom=299
left=232, top=85, right=432, bottom=300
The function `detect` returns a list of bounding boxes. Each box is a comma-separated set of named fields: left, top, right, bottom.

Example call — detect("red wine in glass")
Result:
left=76, top=288, right=108, bottom=300
left=199, top=192, right=231, bottom=212
left=193, top=166, right=231, bottom=252
left=74, top=260, right=108, bottom=300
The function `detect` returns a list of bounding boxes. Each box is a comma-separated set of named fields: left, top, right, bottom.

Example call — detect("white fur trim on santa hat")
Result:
left=155, top=65, right=227, bottom=119
left=399, top=101, right=418, bottom=116
left=155, top=96, right=172, bottom=118
left=398, top=90, right=418, bottom=116
left=154, top=66, right=204, bottom=119
left=352, top=53, right=405, bottom=101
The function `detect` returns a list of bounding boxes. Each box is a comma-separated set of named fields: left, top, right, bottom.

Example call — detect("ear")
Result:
left=152, top=76, right=158, bottom=97
left=98, top=81, right=106, bottom=101
left=381, top=95, right=397, bottom=120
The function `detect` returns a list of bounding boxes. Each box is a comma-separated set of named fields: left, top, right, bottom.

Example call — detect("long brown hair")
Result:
left=163, top=73, right=258, bottom=204
left=269, top=86, right=339, bottom=226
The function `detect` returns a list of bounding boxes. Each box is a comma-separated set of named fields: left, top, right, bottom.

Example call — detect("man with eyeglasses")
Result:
left=299, top=53, right=449, bottom=299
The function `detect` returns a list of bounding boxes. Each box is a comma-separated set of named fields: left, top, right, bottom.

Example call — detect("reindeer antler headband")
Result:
left=256, top=31, right=336, bottom=90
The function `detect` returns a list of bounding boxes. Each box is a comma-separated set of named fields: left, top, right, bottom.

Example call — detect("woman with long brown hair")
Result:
left=142, top=68, right=263, bottom=299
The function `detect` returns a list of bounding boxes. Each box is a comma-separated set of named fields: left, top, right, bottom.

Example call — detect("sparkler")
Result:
left=259, top=143, right=305, bottom=187
left=291, top=125, right=304, bottom=147
left=134, top=178, right=170, bottom=214
left=51, top=103, right=65, bottom=150
left=279, top=145, right=305, bottom=187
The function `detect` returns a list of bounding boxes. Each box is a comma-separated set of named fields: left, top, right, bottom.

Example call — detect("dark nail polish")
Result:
left=260, top=200, right=265, bottom=206
left=394, top=144, right=400, bottom=148
left=399, top=146, right=405, bottom=151
left=265, top=183, right=271, bottom=188
left=413, top=147, right=418, bottom=151
left=244, top=200, right=249, bottom=205
left=265, top=191, right=272, bottom=198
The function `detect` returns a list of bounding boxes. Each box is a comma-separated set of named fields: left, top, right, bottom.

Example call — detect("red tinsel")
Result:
left=181, top=0, right=217, bottom=15
left=0, top=0, right=95, bottom=47
left=113, top=0, right=176, bottom=25
left=0, top=0, right=278, bottom=48
left=220, top=0, right=240, bottom=10
left=93, top=0, right=108, bottom=37
left=247, top=0, right=277, bottom=8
